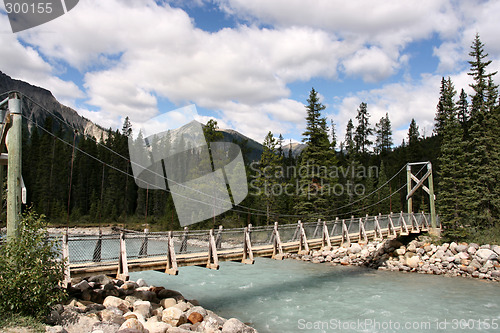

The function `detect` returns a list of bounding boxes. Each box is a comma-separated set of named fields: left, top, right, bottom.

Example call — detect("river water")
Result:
left=129, top=257, right=500, bottom=333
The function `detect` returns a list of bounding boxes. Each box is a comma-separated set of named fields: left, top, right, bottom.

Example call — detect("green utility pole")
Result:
left=7, top=93, right=22, bottom=240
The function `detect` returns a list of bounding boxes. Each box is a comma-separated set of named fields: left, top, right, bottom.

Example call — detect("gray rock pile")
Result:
left=287, top=237, right=500, bottom=282
left=45, top=275, right=257, bottom=333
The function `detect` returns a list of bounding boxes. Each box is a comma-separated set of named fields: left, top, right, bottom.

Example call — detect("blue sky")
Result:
left=1, top=0, right=499, bottom=146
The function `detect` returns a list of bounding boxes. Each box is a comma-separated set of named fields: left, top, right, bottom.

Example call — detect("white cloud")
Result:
left=1, top=0, right=499, bottom=148
left=342, top=46, right=400, bottom=82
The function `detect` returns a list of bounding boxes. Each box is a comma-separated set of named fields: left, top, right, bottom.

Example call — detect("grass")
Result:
left=0, top=314, right=45, bottom=333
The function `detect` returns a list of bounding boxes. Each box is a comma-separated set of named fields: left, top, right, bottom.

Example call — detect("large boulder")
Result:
left=60, top=310, right=100, bottom=333
left=88, top=274, right=114, bottom=286
left=144, top=321, right=171, bottom=333
left=133, top=301, right=152, bottom=318
left=91, top=321, right=121, bottom=333
left=406, top=256, right=420, bottom=268
left=348, top=243, right=362, bottom=254
left=72, top=280, right=90, bottom=292
left=100, top=307, right=125, bottom=325
left=158, top=289, right=183, bottom=300
left=476, top=249, right=497, bottom=262
left=103, top=296, right=131, bottom=313
left=161, top=307, right=187, bottom=327
left=119, top=318, right=145, bottom=332
left=222, top=318, right=256, bottom=333
left=160, top=298, right=177, bottom=309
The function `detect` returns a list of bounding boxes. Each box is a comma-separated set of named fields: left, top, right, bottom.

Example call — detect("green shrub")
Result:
left=0, top=210, right=66, bottom=318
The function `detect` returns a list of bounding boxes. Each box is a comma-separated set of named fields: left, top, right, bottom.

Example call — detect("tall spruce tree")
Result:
left=375, top=112, right=393, bottom=155
left=295, top=88, right=336, bottom=218
left=434, top=77, right=457, bottom=137
left=407, top=118, right=420, bottom=162
left=344, top=119, right=355, bottom=155
left=256, top=131, right=282, bottom=224
left=457, top=89, right=469, bottom=138
left=354, top=102, right=373, bottom=154
left=465, top=34, right=499, bottom=229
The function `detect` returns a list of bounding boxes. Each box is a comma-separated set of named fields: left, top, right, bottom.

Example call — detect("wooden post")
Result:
left=180, top=226, right=188, bottom=253
left=313, top=219, right=321, bottom=238
left=407, top=164, right=412, bottom=215
left=272, top=222, right=283, bottom=260
left=427, top=162, right=438, bottom=232
left=387, top=212, right=397, bottom=239
left=292, top=221, right=300, bottom=241
left=62, top=233, right=71, bottom=288
left=138, top=228, right=149, bottom=257
left=399, top=211, right=409, bottom=235
left=92, top=230, right=102, bottom=262
left=298, top=221, right=309, bottom=254
left=341, top=219, right=350, bottom=247
left=215, top=225, right=223, bottom=249
left=421, top=211, right=430, bottom=230
left=374, top=216, right=383, bottom=241
left=411, top=212, right=420, bottom=233
left=242, top=226, right=254, bottom=264
left=330, top=217, right=339, bottom=236
left=347, top=215, right=354, bottom=232
left=359, top=217, right=367, bottom=244
left=165, top=231, right=178, bottom=275
left=117, top=232, right=129, bottom=281
left=6, top=93, right=22, bottom=241
left=207, top=229, right=219, bottom=270
left=321, top=220, right=331, bottom=250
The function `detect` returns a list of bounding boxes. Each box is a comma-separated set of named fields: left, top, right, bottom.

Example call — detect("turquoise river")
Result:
left=130, top=258, right=500, bottom=333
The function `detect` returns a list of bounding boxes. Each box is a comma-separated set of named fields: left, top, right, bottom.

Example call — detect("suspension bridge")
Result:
left=0, top=92, right=440, bottom=283
left=62, top=211, right=435, bottom=281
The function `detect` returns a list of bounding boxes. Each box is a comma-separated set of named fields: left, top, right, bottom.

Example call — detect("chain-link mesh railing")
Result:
left=62, top=211, right=437, bottom=267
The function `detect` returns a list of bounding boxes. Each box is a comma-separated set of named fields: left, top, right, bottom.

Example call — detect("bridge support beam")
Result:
left=399, top=211, right=409, bottom=235
left=374, top=216, right=383, bottom=241
left=207, top=229, right=219, bottom=270
left=387, top=213, right=397, bottom=239
left=165, top=231, right=178, bottom=275
left=242, top=225, right=254, bottom=264
left=341, top=219, right=350, bottom=247
left=321, top=220, right=331, bottom=250
left=272, top=222, right=284, bottom=260
left=62, top=233, right=71, bottom=287
left=359, top=217, right=367, bottom=244
left=298, top=221, right=309, bottom=255
left=117, top=232, right=129, bottom=281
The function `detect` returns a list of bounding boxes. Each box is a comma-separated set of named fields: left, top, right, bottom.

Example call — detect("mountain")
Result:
left=0, top=71, right=106, bottom=140
left=0, top=71, right=305, bottom=163
left=282, top=142, right=307, bottom=157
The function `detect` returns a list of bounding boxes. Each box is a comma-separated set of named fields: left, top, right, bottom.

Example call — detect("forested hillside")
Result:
left=2, top=35, right=498, bottom=242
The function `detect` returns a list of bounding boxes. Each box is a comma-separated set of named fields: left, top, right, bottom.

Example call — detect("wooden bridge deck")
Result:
left=68, top=225, right=427, bottom=279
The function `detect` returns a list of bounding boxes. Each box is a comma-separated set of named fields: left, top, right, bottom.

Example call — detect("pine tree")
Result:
left=256, top=131, right=282, bottom=224
left=438, top=92, right=469, bottom=239
left=330, top=119, right=337, bottom=150
left=465, top=34, right=499, bottom=229
left=457, top=89, right=469, bottom=138
left=375, top=112, right=393, bottom=155
left=434, top=77, right=457, bottom=136
left=407, top=118, right=420, bottom=162
left=344, top=119, right=355, bottom=155
left=277, top=133, right=284, bottom=157
left=354, top=102, right=373, bottom=154
left=122, top=116, right=132, bottom=137
left=295, top=88, right=337, bottom=218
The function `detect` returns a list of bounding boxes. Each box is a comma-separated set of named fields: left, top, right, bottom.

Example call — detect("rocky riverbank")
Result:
left=287, top=236, right=500, bottom=282
left=45, top=275, right=257, bottom=333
